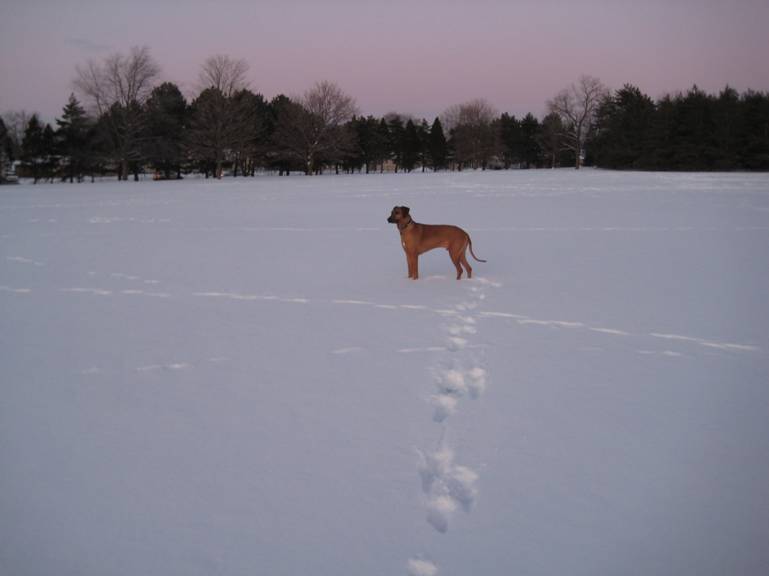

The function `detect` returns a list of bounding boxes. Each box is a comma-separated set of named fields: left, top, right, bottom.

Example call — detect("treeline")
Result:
left=1, top=49, right=768, bottom=184
left=0, top=88, right=553, bottom=183
left=587, top=84, right=769, bottom=170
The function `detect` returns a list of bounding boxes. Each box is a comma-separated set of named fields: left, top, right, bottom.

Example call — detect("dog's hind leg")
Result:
left=460, top=250, right=473, bottom=279
left=450, top=251, right=464, bottom=280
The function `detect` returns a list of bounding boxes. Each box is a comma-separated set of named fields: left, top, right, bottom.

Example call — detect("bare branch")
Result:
left=199, top=55, right=250, bottom=97
left=547, top=75, right=609, bottom=168
left=74, top=46, right=160, bottom=112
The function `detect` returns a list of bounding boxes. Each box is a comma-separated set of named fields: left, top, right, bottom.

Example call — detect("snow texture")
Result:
left=2, top=170, right=769, bottom=576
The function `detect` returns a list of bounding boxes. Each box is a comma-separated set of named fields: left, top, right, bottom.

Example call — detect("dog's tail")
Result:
left=467, top=235, right=487, bottom=263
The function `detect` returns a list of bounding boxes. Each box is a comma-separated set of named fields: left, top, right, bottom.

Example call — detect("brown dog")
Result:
left=387, top=206, right=486, bottom=280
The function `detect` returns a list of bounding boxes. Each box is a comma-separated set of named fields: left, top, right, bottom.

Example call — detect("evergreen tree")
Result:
left=144, top=82, right=187, bottom=179
left=711, top=86, right=741, bottom=169
left=738, top=90, right=769, bottom=169
left=401, top=119, right=420, bottom=172
left=0, top=117, right=12, bottom=182
left=351, top=115, right=388, bottom=173
left=386, top=115, right=405, bottom=172
left=56, top=94, right=91, bottom=182
left=265, top=95, right=298, bottom=175
left=428, top=117, right=448, bottom=171
left=41, top=123, right=58, bottom=180
left=95, top=101, right=147, bottom=180
left=376, top=118, right=390, bottom=172
left=21, top=115, right=46, bottom=183
left=519, top=113, right=541, bottom=168
left=646, top=94, right=676, bottom=169
left=498, top=113, right=521, bottom=168
left=588, top=84, right=655, bottom=169
left=670, top=86, right=718, bottom=169
left=229, top=89, right=269, bottom=177
left=417, top=120, right=430, bottom=172
left=538, top=113, right=565, bottom=168
left=187, top=88, right=238, bottom=178
left=248, top=93, right=273, bottom=174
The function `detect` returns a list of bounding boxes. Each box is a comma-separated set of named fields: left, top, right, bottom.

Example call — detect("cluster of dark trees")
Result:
left=587, top=84, right=769, bottom=170
left=1, top=48, right=767, bottom=184
left=0, top=87, right=554, bottom=183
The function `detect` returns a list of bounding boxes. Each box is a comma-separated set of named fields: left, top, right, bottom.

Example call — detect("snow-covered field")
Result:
left=2, top=169, right=768, bottom=576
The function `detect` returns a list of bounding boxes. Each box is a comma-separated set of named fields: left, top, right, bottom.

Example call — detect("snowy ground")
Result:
left=1, top=169, right=768, bottom=576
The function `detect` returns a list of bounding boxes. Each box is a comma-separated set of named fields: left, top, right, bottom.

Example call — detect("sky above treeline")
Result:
left=1, top=0, right=768, bottom=122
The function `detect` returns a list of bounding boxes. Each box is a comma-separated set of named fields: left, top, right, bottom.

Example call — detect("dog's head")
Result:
left=387, top=205, right=410, bottom=224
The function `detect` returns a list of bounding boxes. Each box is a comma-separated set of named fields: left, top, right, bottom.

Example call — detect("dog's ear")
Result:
left=401, top=206, right=410, bottom=216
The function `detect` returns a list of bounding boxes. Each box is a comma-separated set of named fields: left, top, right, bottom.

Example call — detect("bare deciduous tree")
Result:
left=74, top=46, right=160, bottom=179
left=187, top=55, right=259, bottom=178
left=198, top=55, right=250, bottom=97
left=274, top=81, right=358, bottom=174
left=547, top=75, right=608, bottom=169
left=1, top=111, right=32, bottom=158
left=75, top=46, right=160, bottom=114
left=441, top=98, right=500, bottom=169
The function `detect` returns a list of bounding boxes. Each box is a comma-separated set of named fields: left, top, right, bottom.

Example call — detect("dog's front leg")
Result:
left=407, top=252, right=419, bottom=279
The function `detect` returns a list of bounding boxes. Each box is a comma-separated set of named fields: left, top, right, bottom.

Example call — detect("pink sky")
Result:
left=2, top=0, right=768, bottom=122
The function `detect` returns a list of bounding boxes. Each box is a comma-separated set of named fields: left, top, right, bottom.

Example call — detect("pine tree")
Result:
left=265, top=95, right=295, bottom=175
left=498, top=113, right=521, bottom=168
left=588, top=84, right=655, bottom=169
left=0, top=117, right=11, bottom=182
left=144, top=82, right=187, bottom=179
left=41, top=124, right=57, bottom=181
left=386, top=115, right=405, bottom=172
left=376, top=118, right=390, bottom=172
left=21, top=115, right=46, bottom=183
left=711, top=86, right=741, bottom=169
left=401, top=119, right=420, bottom=172
left=352, top=115, right=387, bottom=173
left=417, top=120, right=430, bottom=172
left=671, top=86, right=718, bottom=170
left=519, top=114, right=541, bottom=168
left=187, top=88, right=237, bottom=178
left=538, top=113, right=564, bottom=168
left=428, top=117, right=448, bottom=171
left=229, top=89, right=270, bottom=177
left=56, top=94, right=91, bottom=182
left=738, top=90, right=769, bottom=169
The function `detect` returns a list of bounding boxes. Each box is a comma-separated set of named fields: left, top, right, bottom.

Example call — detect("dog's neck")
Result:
left=398, top=217, right=414, bottom=232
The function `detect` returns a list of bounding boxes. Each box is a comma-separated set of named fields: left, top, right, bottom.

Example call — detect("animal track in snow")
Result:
left=119, top=289, right=172, bottom=298
left=407, top=557, right=438, bottom=576
left=136, top=362, right=191, bottom=372
left=331, top=346, right=364, bottom=355
left=447, top=324, right=477, bottom=336
left=111, top=272, right=141, bottom=281
left=478, top=309, right=760, bottom=355
left=431, top=394, right=458, bottom=423
left=415, top=277, right=494, bottom=541
left=61, top=287, right=112, bottom=296
left=431, top=366, right=487, bottom=422
left=194, top=291, right=308, bottom=304
left=446, top=336, right=468, bottom=351
left=418, top=444, right=479, bottom=532
left=0, top=285, right=32, bottom=294
left=7, top=256, right=45, bottom=266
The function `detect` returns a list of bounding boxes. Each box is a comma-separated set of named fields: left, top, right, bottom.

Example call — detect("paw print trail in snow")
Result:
left=409, top=277, right=498, bottom=573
